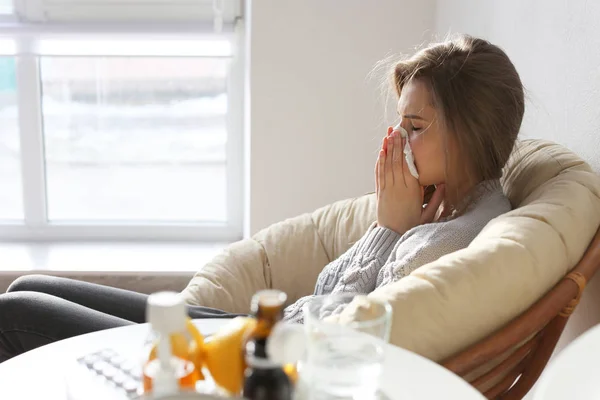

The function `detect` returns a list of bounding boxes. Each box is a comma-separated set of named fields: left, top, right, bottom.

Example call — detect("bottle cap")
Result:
left=146, top=291, right=187, bottom=334
left=251, top=290, right=287, bottom=314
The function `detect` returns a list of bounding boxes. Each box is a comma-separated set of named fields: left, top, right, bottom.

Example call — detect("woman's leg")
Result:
left=0, top=291, right=132, bottom=362
left=0, top=275, right=244, bottom=362
left=8, top=274, right=246, bottom=322
left=8, top=274, right=149, bottom=322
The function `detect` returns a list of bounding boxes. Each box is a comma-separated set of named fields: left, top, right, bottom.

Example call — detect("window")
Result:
left=0, top=57, right=23, bottom=219
left=0, top=0, right=12, bottom=14
left=0, top=0, right=244, bottom=241
left=42, top=55, right=229, bottom=222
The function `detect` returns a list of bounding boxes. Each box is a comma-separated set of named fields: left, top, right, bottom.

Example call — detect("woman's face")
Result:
left=396, top=79, right=449, bottom=187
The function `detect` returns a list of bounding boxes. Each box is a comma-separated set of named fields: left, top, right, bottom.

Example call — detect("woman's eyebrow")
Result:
left=403, top=114, right=427, bottom=121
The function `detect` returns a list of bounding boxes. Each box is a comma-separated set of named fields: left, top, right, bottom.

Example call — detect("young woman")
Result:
left=0, top=34, right=524, bottom=361
left=283, top=34, right=523, bottom=321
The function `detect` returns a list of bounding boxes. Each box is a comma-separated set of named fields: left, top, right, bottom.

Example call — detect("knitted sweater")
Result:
left=283, top=180, right=511, bottom=323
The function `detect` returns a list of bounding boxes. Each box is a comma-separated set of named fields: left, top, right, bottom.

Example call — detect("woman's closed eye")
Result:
left=411, top=125, right=422, bottom=133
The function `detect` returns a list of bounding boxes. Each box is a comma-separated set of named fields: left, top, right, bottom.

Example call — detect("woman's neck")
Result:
left=444, top=176, right=481, bottom=214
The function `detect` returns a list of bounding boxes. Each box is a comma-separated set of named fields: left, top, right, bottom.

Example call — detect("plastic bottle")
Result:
left=143, top=291, right=201, bottom=395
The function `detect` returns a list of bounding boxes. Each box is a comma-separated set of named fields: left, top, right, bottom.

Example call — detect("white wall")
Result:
left=247, top=0, right=435, bottom=234
left=435, top=0, right=600, bottom=389
left=435, top=0, right=600, bottom=173
left=244, top=0, right=600, bottom=393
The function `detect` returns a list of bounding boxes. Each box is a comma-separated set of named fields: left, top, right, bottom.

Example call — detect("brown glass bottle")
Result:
left=242, top=290, right=292, bottom=400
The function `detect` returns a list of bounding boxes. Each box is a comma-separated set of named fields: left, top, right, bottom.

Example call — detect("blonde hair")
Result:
left=391, top=34, right=524, bottom=190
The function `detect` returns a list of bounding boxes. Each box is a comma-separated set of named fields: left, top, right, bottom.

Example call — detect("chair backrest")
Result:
left=442, top=227, right=600, bottom=400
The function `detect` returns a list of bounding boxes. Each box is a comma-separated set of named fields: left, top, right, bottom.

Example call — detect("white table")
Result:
left=534, top=323, right=600, bottom=400
left=0, top=319, right=485, bottom=400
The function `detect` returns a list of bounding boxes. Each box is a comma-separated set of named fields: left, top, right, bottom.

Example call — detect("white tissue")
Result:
left=393, top=123, right=419, bottom=179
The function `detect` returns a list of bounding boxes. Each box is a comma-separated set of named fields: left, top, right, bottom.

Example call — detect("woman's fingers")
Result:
left=383, top=127, right=393, bottom=155
left=395, top=134, right=403, bottom=162
left=383, top=133, right=421, bottom=192
left=378, top=127, right=394, bottom=193
left=375, top=150, right=381, bottom=193
left=393, top=133, right=403, bottom=185
left=377, top=150, right=385, bottom=191
left=385, top=136, right=394, bottom=187
left=421, top=184, right=446, bottom=224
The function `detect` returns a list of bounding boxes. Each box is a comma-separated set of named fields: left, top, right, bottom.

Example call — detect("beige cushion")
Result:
left=181, top=195, right=375, bottom=312
left=181, top=139, right=600, bottom=362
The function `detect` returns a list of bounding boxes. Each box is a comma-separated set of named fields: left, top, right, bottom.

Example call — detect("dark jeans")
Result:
left=0, top=275, right=240, bottom=363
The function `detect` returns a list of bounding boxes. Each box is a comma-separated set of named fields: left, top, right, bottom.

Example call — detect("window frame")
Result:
left=0, top=21, right=245, bottom=242
left=13, top=0, right=239, bottom=24
left=0, top=13, right=16, bottom=22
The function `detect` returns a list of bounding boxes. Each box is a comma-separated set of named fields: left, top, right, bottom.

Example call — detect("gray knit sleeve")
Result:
left=283, top=225, right=401, bottom=323
left=315, top=226, right=401, bottom=295
left=282, top=295, right=313, bottom=324
left=376, top=223, right=448, bottom=287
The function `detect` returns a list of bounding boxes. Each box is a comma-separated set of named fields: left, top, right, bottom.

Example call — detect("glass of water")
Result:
left=299, top=293, right=392, bottom=400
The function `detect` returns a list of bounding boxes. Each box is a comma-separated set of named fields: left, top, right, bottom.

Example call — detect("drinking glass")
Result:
left=298, top=293, right=392, bottom=400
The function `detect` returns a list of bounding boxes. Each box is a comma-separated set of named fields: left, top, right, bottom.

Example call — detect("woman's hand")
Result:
left=375, top=127, right=446, bottom=234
